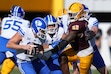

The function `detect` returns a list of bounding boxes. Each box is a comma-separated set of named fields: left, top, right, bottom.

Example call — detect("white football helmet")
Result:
left=44, top=15, right=58, bottom=34
left=10, top=5, right=25, bottom=18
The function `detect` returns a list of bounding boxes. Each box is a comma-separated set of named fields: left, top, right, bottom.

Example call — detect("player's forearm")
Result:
left=51, top=31, right=77, bottom=53
left=7, top=42, right=25, bottom=50
left=51, top=40, right=69, bottom=53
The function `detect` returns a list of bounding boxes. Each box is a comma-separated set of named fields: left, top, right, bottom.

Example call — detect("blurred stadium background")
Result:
left=0, top=0, right=111, bottom=74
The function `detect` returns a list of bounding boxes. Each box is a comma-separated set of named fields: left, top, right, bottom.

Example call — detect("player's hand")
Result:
left=28, top=44, right=37, bottom=55
left=22, top=44, right=35, bottom=51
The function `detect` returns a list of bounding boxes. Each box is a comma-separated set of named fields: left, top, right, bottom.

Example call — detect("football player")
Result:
left=0, top=5, right=30, bottom=74
left=43, top=14, right=64, bottom=74
left=71, top=4, right=109, bottom=74
left=6, top=17, right=50, bottom=74
left=62, top=4, right=109, bottom=74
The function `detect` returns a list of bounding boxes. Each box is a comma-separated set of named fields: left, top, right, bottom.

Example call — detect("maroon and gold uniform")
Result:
left=52, top=20, right=94, bottom=74
left=63, top=20, right=93, bottom=74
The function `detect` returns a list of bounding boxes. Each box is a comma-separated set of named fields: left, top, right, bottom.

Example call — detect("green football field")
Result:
left=9, top=67, right=111, bottom=74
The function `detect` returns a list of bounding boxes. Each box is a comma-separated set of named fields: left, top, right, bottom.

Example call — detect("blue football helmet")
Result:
left=44, top=14, right=58, bottom=34
left=31, top=17, right=47, bottom=39
left=10, top=5, right=25, bottom=18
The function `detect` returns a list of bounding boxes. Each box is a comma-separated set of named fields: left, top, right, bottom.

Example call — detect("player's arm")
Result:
left=86, top=18, right=98, bottom=40
left=7, top=32, right=32, bottom=51
left=51, top=30, right=78, bottom=53
left=43, top=33, right=69, bottom=52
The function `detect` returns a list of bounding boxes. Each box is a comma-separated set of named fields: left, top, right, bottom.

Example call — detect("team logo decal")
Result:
left=72, top=25, right=79, bottom=30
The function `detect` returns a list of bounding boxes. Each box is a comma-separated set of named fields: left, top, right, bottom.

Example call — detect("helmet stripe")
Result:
left=50, top=15, right=53, bottom=23
left=13, top=6, right=16, bottom=16
left=47, top=16, right=50, bottom=22
left=49, top=15, right=53, bottom=24
left=16, top=6, right=19, bottom=16
left=13, top=6, right=17, bottom=16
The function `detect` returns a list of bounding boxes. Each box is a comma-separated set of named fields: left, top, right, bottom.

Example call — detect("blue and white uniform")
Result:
left=43, top=14, right=65, bottom=74
left=88, top=17, right=105, bottom=69
left=16, top=17, right=50, bottom=74
left=0, top=16, right=30, bottom=65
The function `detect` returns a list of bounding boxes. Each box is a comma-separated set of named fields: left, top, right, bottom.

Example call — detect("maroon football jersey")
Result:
left=68, top=20, right=89, bottom=51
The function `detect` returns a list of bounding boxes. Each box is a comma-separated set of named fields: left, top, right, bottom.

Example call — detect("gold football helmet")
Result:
left=68, top=2, right=84, bottom=21
left=57, top=9, right=67, bottom=17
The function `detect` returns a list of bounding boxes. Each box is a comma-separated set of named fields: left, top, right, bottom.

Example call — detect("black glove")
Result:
left=25, top=43, right=44, bottom=57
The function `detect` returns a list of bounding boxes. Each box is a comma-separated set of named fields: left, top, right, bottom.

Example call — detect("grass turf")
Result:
left=10, top=67, right=111, bottom=74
